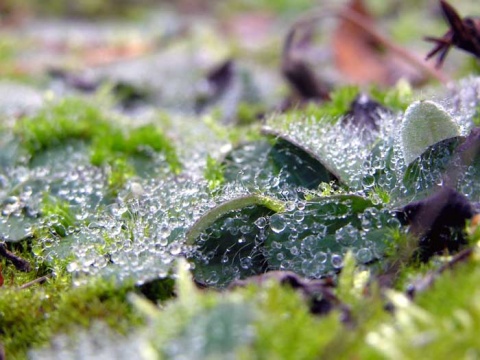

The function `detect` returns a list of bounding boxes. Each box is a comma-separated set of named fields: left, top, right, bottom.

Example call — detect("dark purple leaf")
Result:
left=397, top=187, right=474, bottom=261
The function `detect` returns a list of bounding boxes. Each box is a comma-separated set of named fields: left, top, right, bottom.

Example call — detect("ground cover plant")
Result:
left=1, top=0, right=480, bottom=358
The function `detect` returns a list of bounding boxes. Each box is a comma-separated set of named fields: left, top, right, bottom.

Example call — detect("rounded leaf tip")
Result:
left=401, top=100, right=459, bottom=165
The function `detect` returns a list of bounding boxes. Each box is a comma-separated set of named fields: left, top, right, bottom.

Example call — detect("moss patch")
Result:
left=15, top=97, right=181, bottom=174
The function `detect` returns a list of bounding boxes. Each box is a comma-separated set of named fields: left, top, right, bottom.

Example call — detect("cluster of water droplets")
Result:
left=2, top=77, right=480, bottom=288
left=266, top=199, right=400, bottom=278
left=45, top=172, right=265, bottom=285
left=0, top=104, right=256, bottom=285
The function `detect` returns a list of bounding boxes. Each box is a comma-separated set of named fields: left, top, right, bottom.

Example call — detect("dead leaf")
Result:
left=195, top=59, right=235, bottom=112
left=425, top=0, right=480, bottom=68
left=0, top=243, right=31, bottom=272
left=332, top=0, right=428, bottom=86
left=397, top=187, right=474, bottom=261
left=281, top=22, right=330, bottom=105
left=332, top=0, right=388, bottom=85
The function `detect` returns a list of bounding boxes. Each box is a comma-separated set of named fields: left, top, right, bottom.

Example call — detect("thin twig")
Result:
left=287, top=6, right=449, bottom=84
left=18, top=274, right=51, bottom=290
left=408, top=247, right=474, bottom=298
left=0, top=243, right=31, bottom=272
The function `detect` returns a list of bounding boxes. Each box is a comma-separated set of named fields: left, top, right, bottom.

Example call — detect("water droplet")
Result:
left=254, top=217, right=267, bottom=229
left=331, top=254, right=343, bottom=268
left=314, top=252, right=327, bottom=264
left=356, top=248, right=373, bottom=263
left=269, top=214, right=286, bottom=233
left=169, top=242, right=182, bottom=255
left=240, top=257, right=252, bottom=269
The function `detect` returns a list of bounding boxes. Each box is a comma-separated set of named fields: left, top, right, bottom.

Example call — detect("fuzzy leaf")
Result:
left=401, top=100, right=460, bottom=165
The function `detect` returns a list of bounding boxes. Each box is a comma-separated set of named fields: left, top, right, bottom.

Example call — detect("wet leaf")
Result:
left=397, top=187, right=474, bottom=261
left=186, top=195, right=285, bottom=287
left=264, top=195, right=396, bottom=277
left=221, top=138, right=339, bottom=190
left=403, top=136, right=463, bottom=200
left=268, top=138, right=339, bottom=189
left=186, top=194, right=285, bottom=246
left=262, top=129, right=345, bottom=186
left=401, top=100, right=460, bottom=165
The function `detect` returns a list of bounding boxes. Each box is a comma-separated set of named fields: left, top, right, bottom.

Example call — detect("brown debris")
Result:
left=407, top=247, right=474, bottom=298
left=332, top=0, right=431, bottom=86
left=426, top=0, right=480, bottom=68
left=397, top=187, right=474, bottom=262
left=0, top=243, right=31, bottom=272
left=332, top=0, right=390, bottom=86
left=342, top=93, right=391, bottom=131
left=229, top=271, right=351, bottom=322
left=282, top=24, right=331, bottom=103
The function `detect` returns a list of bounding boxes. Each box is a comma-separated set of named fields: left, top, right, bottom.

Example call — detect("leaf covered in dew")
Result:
left=401, top=100, right=460, bottom=165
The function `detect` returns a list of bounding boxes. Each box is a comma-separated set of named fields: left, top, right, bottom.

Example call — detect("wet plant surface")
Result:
left=2, top=0, right=480, bottom=359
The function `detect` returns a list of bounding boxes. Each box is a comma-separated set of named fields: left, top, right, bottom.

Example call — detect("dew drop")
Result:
left=356, top=248, right=373, bottom=263
left=254, top=217, right=267, bottom=229
left=331, top=254, right=343, bottom=268
left=269, top=214, right=286, bottom=233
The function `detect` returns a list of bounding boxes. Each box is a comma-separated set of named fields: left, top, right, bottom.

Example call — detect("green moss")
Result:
left=217, top=0, right=311, bottom=14
left=415, top=258, right=480, bottom=319
left=16, top=98, right=106, bottom=154
left=0, top=267, right=144, bottom=359
left=204, top=154, right=225, bottom=191
left=16, top=97, right=181, bottom=174
left=40, top=195, right=76, bottom=237
left=203, top=111, right=263, bottom=145
left=105, top=157, right=136, bottom=197
left=277, top=86, right=360, bottom=126
left=236, top=102, right=264, bottom=126
left=90, top=123, right=181, bottom=174
left=471, top=103, right=480, bottom=127
left=247, top=281, right=342, bottom=360
left=368, top=258, right=480, bottom=359
left=134, top=260, right=392, bottom=360
left=369, top=80, right=413, bottom=111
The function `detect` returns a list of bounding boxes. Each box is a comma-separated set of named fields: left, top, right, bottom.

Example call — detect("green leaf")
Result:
left=264, top=195, right=397, bottom=277
left=221, top=137, right=338, bottom=190
left=262, top=129, right=347, bottom=186
left=402, top=136, right=463, bottom=201
left=268, top=138, right=339, bottom=189
left=401, top=100, right=460, bottom=165
left=187, top=195, right=284, bottom=287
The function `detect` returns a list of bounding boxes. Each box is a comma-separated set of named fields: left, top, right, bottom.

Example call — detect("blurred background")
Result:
left=0, top=0, right=477, bottom=117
